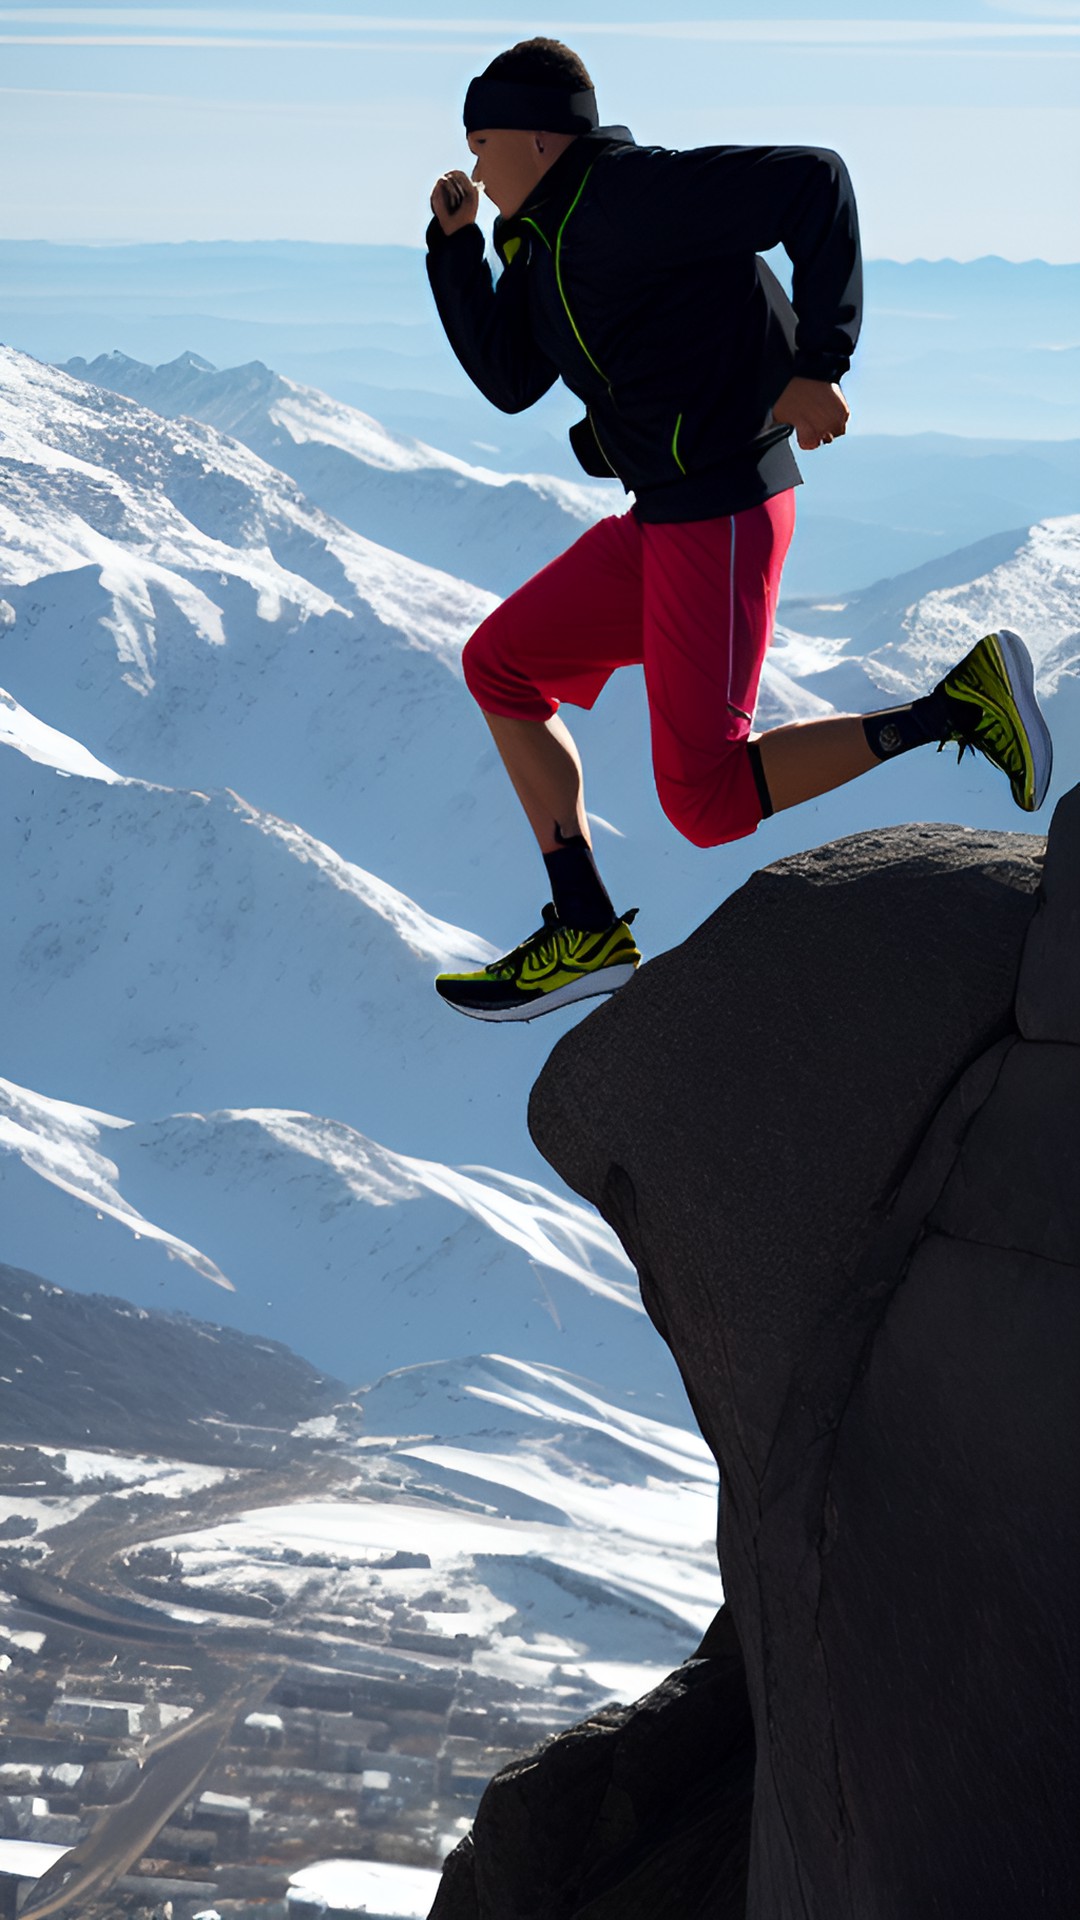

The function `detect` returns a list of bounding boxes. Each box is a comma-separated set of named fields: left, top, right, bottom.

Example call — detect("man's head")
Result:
left=464, top=38, right=596, bottom=218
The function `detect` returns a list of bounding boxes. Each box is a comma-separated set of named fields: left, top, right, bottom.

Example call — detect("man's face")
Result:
left=467, top=128, right=548, bottom=217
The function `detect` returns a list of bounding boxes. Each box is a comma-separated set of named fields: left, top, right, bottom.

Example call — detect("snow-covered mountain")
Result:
left=62, top=349, right=618, bottom=596
left=0, top=1076, right=674, bottom=1393
left=3, top=342, right=1079, bottom=1907
left=0, top=344, right=840, bottom=947
left=0, top=694, right=507, bottom=1154
left=2, top=341, right=1078, bottom=1396
left=782, top=517, right=1080, bottom=691
left=0, top=344, right=521, bottom=930
left=0, top=345, right=692, bottom=1409
left=772, top=515, right=1080, bottom=755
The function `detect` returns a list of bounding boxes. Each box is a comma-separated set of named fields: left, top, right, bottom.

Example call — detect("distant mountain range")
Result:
left=0, top=243, right=1076, bottom=466
left=59, top=348, right=1080, bottom=601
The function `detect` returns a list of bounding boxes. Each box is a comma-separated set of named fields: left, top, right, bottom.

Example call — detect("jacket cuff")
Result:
left=425, top=216, right=485, bottom=258
left=791, top=350, right=850, bottom=384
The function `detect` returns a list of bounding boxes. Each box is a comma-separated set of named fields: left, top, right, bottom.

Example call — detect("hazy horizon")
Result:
left=1, top=238, right=1078, bottom=266
left=1, top=3, right=1078, bottom=260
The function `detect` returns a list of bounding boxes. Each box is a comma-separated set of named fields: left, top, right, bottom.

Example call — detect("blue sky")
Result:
left=1, top=2, right=1078, bottom=258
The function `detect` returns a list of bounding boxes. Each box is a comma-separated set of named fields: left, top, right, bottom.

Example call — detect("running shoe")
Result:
left=936, top=629, right=1052, bottom=811
left=435, top=904, right=641, bottom=1022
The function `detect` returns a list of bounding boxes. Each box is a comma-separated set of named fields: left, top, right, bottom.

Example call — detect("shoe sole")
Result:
left=994, top=628, right=1053, bottom=810
left=438, top=962, right=638, bottom=1023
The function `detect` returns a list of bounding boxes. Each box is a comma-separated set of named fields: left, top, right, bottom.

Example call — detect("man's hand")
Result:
left=772, top=376, right=850, bottom=450
left=431, top=170, right=480, bottom=236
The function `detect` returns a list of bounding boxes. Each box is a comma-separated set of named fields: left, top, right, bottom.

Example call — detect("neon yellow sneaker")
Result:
left=435, top=904, right=640, bottom=1023
left=936, top=629, right=1052, bottom=811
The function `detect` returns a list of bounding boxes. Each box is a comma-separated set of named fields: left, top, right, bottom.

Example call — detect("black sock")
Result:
left=542, top=827, right=615, bottom=930
left=862, top=686, right=956, bottom=762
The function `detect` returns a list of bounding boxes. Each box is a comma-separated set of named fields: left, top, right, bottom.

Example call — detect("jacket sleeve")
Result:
left=425, top=218, right=560, bottom=414
left=634, top=145, right=862, bottom=382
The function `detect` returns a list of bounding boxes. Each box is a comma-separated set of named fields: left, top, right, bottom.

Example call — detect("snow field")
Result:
left=155, top=1353, right=721, bottom=1697
left=286, top=1856, right=441, bottom=1916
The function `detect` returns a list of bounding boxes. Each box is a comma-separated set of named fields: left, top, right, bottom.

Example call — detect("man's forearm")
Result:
left=426, top=222, right=558, bottom=415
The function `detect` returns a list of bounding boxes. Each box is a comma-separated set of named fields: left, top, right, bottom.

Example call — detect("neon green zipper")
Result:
left=554, top=165, right=609, bottom=386
left=586, top=408, right=617, bottom=475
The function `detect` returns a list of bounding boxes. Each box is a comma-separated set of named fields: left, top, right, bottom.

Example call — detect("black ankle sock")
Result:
left=543, top=828, right=615, bottom=930
left=862, top=686, right=956, bottom=762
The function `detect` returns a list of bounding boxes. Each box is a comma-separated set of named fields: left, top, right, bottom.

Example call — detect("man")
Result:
left=426, top=38, right=1052, bottom=1021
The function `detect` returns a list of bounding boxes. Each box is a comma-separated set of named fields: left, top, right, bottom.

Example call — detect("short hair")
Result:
left=482, top=38, right=594, bottom=93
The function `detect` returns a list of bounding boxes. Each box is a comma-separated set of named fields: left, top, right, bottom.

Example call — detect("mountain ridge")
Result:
left=61, top=348, right=617, bottom=597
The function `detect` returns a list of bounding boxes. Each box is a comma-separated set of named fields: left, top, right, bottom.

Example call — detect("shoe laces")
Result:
left=939, top=639, right=1023, bottom=771
left=485, top=903, right=563, bottom=978
left=938, top=731, right=976, bottom=766
left=940, top=703, right=1020, bottom=772
left=483, top=903, right=638, bottom=979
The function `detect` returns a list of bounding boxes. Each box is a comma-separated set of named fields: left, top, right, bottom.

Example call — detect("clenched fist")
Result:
left=772, top=376, right=850, bottom=451
left=431, top=170, right=480, bottom=237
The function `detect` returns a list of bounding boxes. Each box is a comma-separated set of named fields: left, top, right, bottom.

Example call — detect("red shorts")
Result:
left=462, top=491, right=795, bottom=848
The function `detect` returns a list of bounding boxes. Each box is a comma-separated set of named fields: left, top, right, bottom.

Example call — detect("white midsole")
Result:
left=443, top=962, right=639, bottom=1023
left=996, top=628, right=1053, bottom=808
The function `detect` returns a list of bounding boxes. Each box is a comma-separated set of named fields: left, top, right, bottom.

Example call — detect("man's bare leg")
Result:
left=434, top=708, right=638, bottom=1019
left=485, top=707, right=883, bottom=848
left=481, top=709, right=618, bottom=932
left=484, top=709, right=590, bottom=851
left=755, top=713, right=878, bottom=814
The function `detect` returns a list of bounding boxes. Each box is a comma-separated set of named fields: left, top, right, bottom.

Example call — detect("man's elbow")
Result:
left=496, top=391, right=543, bottom=416
left=817, top=148, right=855, bottom=196
left=486, top=375, right=554, bottom=416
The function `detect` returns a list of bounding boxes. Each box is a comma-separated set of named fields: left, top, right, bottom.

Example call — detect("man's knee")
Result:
left=655, top=751, right=762, bottom=848
left=461, top=621, right=497, bottom=704
left=462, top=615, right=555, bottom=724
left=657, top=792, right=756, bottom=848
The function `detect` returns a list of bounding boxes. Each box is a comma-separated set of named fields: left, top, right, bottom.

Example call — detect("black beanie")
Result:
left=463, top=76, right=598, bottom=135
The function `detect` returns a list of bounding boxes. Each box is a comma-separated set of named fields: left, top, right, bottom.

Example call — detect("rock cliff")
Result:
left=430, top=795, right=1079, bottom=1920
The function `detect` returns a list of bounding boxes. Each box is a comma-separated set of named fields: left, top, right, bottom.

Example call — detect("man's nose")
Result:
left=471, top=158, right=482, bottom=182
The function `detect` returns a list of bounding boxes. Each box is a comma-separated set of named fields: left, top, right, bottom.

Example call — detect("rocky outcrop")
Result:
left=432, top=1609, right=753, bottom=1920
left=432, top=800, right=1080, bottom=1919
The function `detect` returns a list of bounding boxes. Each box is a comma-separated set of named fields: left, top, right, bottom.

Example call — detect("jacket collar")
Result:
left=494, top=126, right=635, bottom=264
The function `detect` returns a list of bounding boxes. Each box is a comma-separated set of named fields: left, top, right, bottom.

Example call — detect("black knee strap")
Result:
left=746, top=740, right=774, bottom=820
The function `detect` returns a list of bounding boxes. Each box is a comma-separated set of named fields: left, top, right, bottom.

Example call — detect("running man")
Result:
left=426, top=37, right=1052, bottom=1021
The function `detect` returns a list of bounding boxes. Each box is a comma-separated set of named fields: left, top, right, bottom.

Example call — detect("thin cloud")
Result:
left=983, top=1, right=1080, bottom=16
left=596, top=16, right=1080, bottom=36
left=0, top=9, right=515, bottom=23
left=0, top=84, right=467, bottom=108
left=0, top=33, right=495, bottom=51
left=1, top=12, right=1079, bottom=43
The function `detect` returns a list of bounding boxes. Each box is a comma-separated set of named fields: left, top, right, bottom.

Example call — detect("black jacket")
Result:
left=426, top=127, right=862, bottom=522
